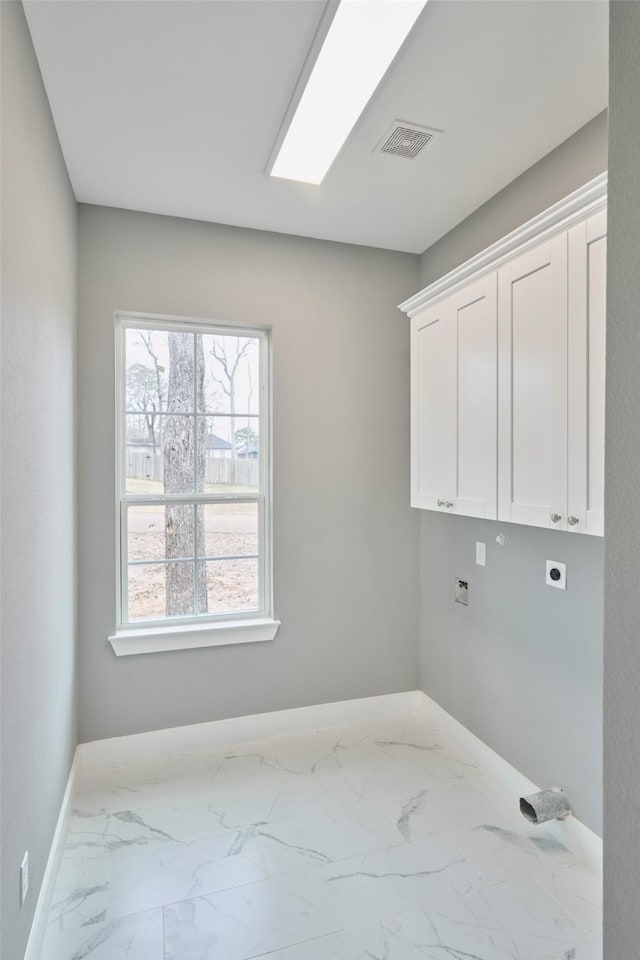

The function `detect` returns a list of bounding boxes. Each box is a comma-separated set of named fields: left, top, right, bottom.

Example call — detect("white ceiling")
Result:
left=24, top=0, right=608, bottom=254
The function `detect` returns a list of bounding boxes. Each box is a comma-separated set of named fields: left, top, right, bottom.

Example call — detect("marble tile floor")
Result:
left=40, top=711, right=602, bottom=959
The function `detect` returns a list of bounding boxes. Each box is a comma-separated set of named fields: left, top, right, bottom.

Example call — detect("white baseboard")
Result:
left=23, top=751, right=79, bottom=960
left=78, top=690, right=425, bottom=770
left=414, top=691, right=603, bottom=875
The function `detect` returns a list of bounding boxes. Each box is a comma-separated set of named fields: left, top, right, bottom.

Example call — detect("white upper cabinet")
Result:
left=411, top=274, right=497, bottom=518
left=498, top=235, right=568, bottom=530
left=567, top=209, right=607, bottom=536
left=401, top=173, right=607, bottom=537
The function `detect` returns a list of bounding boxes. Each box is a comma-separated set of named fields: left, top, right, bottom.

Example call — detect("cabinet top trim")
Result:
left=399, top=172, right=607, bottom=318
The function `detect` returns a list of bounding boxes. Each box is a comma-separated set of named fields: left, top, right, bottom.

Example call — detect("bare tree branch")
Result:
left=207, top=337, right=257, bottom=459
left=211, top=375, right=231, bottom=398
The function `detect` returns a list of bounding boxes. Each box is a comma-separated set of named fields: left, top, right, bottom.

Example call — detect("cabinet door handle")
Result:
left=568, top=515, right=580, bottom=526
left=445, top=500, right=454, bottom=509
left=437, top=499, right=445, bottom=507
left=550, top=513, right=562, bottom=524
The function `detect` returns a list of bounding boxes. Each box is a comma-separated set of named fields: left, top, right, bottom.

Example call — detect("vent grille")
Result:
left=380, top=125, right=433, bottom=159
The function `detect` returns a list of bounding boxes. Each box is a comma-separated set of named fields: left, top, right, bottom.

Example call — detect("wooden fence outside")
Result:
left=126, top=449, right=259, bottom=487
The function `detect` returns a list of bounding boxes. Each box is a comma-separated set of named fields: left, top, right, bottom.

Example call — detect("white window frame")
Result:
left=109, top=311, right=279, bottom=656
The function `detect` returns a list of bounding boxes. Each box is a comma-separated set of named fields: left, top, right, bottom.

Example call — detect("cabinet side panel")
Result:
left=567, top=222, right=588, bottom=530
left=587, top=234, right=607, bottom=527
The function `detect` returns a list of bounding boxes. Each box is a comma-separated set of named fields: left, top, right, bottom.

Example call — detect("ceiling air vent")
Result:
left=376, top=121, right=437, bottom=160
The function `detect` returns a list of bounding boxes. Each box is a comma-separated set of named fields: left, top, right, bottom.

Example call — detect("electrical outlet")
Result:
left=475, top=541, right=486, bottom=566
left=546, top=560, right=567, bottom=590
left=20, top=851, right=29, bottom=906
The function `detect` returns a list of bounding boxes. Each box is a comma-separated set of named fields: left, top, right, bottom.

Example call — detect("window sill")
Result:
left=108, top=618, right=280, bottom=657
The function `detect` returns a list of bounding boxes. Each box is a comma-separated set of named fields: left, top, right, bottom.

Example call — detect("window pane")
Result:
left=163, top=415, right=198, bottom=495
left=127, top=504, right=195, bottom=562
left=196, top=503, right=258, bottom=559
left=126, top=415, right=197, bottom=495
left=202, top=416, right=259, bottom=494
left=120, top=320, right=269, bottom=628
left=200, top=334, right=260, bottom=414
left=125, top=328, right=169, bottom=414
left=126, top=328, right=207, bottom=416
left=197, top=558, right=259, bottom=615
left=125, top=413, right=163, bottom=494
left=128, top=561, right=196, bottom=621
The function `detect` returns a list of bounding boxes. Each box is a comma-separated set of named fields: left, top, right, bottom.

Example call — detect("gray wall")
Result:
left=417, top=113, right=608, bottom=835
left=419, top=110, right=608, bottom=287
left=77, top=204, right=419, bottom=742
left=604, top=2, right=640, bottom=952
left=420, top=515, right=603, bottom=832
left=0, top=3, right=78, bottom=958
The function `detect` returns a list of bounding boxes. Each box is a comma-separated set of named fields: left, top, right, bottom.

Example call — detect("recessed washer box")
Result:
left=546, top=560, right=567, bottom=590
left=455, top=578, right=469, bottom=605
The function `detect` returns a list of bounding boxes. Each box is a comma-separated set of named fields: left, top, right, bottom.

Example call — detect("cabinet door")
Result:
left=411, top=299, right=456, bottom=510
left=498, top=235, right=568, bottom=529
left=567, top=211, right=606, bottom=536
left=450, top=274, right=498, bottom=519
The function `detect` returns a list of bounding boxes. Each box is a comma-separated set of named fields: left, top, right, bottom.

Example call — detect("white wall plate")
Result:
left=546, top=560, right=567, bottom=590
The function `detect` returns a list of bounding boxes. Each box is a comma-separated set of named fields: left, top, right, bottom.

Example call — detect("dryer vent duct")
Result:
left=520, top=788, right=572, bottom=825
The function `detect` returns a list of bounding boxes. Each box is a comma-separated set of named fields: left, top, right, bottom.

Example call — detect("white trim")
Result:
left=413, top=692, right=602, bottom=875
left=77, top=691, right=425, bottom=769
left=117, top=310, right=273, bottom=334
left=108, top=616, right=280, bottom=656
left=114, top=312, right=273, bottom=631
left=24, top=752, right=79, bottom=960
left=399, top=172, right=607, bottom=317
